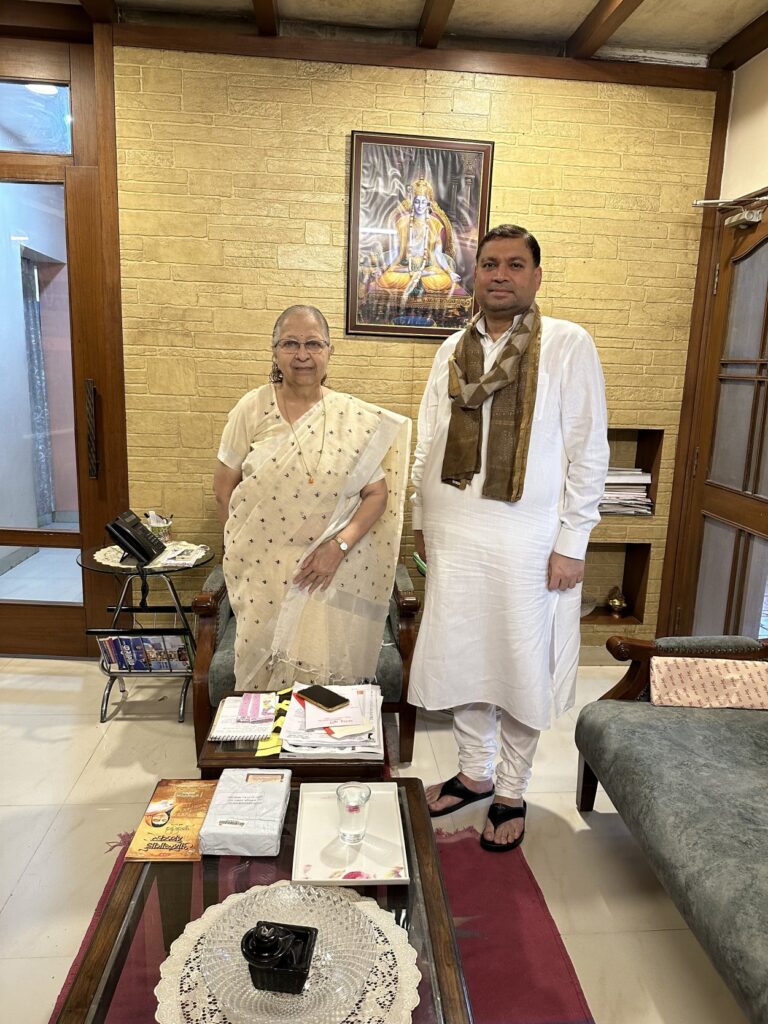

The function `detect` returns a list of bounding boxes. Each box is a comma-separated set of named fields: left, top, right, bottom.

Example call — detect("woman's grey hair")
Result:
left=271, top=305, right=331, bottom=348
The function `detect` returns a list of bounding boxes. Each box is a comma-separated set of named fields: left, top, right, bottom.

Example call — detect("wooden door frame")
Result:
left=0, top=27, right=129, bottom=655
left=659, top=193, right=768, bottom=636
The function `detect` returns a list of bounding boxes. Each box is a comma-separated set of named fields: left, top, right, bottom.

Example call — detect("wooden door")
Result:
left=668, top=209, right=768, bottom=637
left=0, top=34, right=128, bottom=655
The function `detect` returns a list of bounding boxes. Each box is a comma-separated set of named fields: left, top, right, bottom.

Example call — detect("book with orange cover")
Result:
left=126, top=778, right=219, bottom=861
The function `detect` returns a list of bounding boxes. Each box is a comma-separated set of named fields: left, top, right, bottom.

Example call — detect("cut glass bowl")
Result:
left=200, top=884, right=378, bottom=1024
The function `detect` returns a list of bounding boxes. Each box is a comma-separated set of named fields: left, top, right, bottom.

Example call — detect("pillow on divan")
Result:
left=650, top=656, right=768, bottom=710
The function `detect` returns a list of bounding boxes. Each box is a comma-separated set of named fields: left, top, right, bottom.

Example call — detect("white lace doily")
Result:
left=155, top=880, right=420, bottom=1024
left=94, top=542, right=207, bottom=569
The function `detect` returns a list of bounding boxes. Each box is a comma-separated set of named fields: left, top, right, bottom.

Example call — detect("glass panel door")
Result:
left=677, top=214, right=768, bottom=637
left=0, top=181, right=82, bottom=604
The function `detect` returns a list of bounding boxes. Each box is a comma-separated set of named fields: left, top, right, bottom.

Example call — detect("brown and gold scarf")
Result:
left=441, top=303, right=541, bottom=502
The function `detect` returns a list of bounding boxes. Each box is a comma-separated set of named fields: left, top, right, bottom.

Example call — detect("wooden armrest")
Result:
left=192, top=579, right=227, bottom=619
left=602, top=635, right=768, bottom=703
left=191, top=581, right=228, bottom=757
left=606, top=636, right=656, bottom=664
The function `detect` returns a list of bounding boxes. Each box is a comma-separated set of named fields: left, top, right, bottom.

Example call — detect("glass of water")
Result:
left=336, top=783, right=372, bottom=845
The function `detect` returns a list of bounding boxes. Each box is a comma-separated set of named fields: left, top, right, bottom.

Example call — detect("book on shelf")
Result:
left=126, top=778, right=218, bottom=862
left=97, top=633, right=193, bottom=673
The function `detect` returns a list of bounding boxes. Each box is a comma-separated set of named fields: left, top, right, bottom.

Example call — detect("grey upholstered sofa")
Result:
left=576, top=635, right=768, bottom=1024
left=191, top=562, right=420, bottom=762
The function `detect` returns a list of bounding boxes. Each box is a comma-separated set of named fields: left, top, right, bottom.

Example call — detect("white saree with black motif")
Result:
left=223, top=385, right=410, bottom=692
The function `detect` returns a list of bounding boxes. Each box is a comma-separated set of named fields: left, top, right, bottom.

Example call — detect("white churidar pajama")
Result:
left=454, top=703, right=540, bottom=799
left=410, top=315, right=609, bottom=792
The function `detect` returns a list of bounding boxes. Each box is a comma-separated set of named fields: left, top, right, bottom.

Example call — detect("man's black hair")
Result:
left=476, top=224, right=541, bottom=268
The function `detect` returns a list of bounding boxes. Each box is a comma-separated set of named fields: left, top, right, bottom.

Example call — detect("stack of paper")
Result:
left=147, top=542, right=209, bottom=569
left=281, top=683, right=384, bottom=760
left=600, top=467, right=654, bottom=516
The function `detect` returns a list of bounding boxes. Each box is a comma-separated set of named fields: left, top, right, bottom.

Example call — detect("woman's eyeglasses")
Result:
left=277, top=339, right=328, bottom=354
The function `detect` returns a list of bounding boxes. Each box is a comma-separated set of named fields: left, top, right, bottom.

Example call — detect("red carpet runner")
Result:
left=436, top=826, right=595, bottom=1024
left=51, top=829, right=594, bottom=1023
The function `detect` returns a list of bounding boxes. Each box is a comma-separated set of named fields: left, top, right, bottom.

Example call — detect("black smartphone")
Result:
left=299, top=684, right=350, bottom=712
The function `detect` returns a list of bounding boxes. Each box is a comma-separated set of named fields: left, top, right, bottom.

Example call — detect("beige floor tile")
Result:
left=568, top=665, right=625, bottom=717
left=523, top=792, right=688, bottom=935
left=563, top=929, right=747, bottom=1024
left=0, top=715, right=105, bottom=805
left=0, top=657, right=104, bottom=716
left=65, top=714, right=198, bottom=805
left=0, top=805, right=58, bottom=911
left=390, top=711, right=439, bottom=783
left=0, top=802, right=145, bottom=959
left=0, top=956, right=73, bottom=1024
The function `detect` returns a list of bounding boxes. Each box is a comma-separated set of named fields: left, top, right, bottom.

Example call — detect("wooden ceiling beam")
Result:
left=565, top=0, right=646, bottom=60
left=417, top=0, right=455, bottom=49
left=251, top=0, right=279, bottom=37
left=709, top=11, right=768, bottom=70
left=113, top=23, right=727, bottom=92
left=78, top=0, right=115, bottom=22
left=0, top=0, right=92, bottom=42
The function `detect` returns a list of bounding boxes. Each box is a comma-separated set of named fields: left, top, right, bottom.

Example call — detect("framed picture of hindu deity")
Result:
left=346, top=131, right=494, bottom=339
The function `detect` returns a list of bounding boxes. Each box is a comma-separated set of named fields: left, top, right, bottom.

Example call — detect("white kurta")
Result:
left=410, top=315, right=609, bottom=730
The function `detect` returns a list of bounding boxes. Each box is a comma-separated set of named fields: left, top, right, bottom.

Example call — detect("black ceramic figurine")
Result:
left=241, top=920, right=318, bottom=994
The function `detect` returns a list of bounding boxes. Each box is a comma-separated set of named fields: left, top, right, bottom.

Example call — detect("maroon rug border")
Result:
left=47, top=844, right=129, bottom=1024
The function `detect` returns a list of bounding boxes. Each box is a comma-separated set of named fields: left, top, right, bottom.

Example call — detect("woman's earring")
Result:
left=269, top=361, right=283, bottom=384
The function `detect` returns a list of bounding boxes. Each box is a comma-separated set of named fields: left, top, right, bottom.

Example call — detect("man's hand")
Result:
left=547, top=552, right=584, bottom=591
left=414, top=529, right=426, bottom=562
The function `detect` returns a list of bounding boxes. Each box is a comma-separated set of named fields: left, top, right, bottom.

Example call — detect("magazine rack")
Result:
left=79, top=546, right=214, bottom=723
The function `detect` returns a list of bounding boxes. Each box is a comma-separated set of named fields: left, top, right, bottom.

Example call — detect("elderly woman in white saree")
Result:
left=213, top=305, right=410, bottom=692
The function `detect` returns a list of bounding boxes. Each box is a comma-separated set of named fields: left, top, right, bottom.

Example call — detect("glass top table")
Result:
left=54, top=778, right=471, bottom=1024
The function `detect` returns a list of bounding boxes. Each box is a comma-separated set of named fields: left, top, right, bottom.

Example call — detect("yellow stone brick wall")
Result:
left=113, top=47, right=715, bottom=638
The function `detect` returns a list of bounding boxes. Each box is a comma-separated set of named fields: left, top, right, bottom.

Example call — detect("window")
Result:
left=0, top=81, right=72, bottom=155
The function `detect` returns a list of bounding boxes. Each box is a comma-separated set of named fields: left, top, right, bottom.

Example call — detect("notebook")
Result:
left=209, top=696, right=275, bottom=741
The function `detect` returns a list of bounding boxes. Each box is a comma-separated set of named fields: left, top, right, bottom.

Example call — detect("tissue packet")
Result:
left=199, top=768, right=292, bottom=857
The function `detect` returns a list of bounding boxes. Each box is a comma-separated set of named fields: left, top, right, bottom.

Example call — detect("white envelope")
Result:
left=199, top=768, right=292, bottom=857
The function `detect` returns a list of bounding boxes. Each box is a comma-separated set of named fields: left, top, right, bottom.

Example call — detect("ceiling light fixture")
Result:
left=25, top=84, right=58, bottom=96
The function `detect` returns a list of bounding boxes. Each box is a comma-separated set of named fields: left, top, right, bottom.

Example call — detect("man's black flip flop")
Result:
left=479, top=800, right=527, bottom=851
left=428, top=775, right=495, bottom=818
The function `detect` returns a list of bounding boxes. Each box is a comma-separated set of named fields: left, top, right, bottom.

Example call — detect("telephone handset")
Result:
left=106, top=509, right=166, bottom=564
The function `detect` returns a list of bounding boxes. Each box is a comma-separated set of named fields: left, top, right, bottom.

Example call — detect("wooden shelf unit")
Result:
left=605, top=427, right=664, bottom=512
left=581, top=428, right=664, bottom=627
left=583, top=541, right=651, bottom=625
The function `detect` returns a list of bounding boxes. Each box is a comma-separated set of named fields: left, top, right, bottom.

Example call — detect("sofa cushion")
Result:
left=201, top=564, right=231, bottom=647
left=655, top=634, right=762, bottom=654
left=209, top=615, right=237, bottom=707
left=576, top=701, right=768, bottom=1022
left=208, top=614, right=403, bottom=706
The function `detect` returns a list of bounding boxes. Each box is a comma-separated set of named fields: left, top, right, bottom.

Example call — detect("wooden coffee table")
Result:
left=54, top=777, right=472, bottom=1023
left=198, top=724, right=385, bottom=781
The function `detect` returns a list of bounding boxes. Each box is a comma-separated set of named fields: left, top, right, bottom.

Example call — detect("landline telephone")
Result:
left=106, top=510, right=166, bottom=564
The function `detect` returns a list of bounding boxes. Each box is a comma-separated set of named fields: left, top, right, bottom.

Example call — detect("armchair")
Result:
left=191, top=562, right=420, bottom=762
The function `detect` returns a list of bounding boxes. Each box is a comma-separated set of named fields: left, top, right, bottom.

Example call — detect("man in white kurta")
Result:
left=410, top=225, right=609, bottom=850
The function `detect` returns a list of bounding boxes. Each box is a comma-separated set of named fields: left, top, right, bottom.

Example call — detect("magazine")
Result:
left=97, top=634, right=192, bottom=673
left=126, top=778, right=219, bottom=861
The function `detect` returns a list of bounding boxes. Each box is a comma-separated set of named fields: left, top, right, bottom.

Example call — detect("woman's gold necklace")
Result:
left=288, top=395, right=327, bottom=485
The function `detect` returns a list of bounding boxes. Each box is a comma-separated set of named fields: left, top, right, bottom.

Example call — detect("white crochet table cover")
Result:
left=154, top=881, right=420, bottom=1024
left=94, top=542, right=205, bottom=569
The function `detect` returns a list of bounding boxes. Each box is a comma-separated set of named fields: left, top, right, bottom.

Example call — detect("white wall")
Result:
left=0, top=182, right=67, bottom=535
left=721, top=48, right=768, bottom=199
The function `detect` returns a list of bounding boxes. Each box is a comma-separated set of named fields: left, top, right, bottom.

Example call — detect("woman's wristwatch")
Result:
left=333, top=536, right=349, bottom=554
